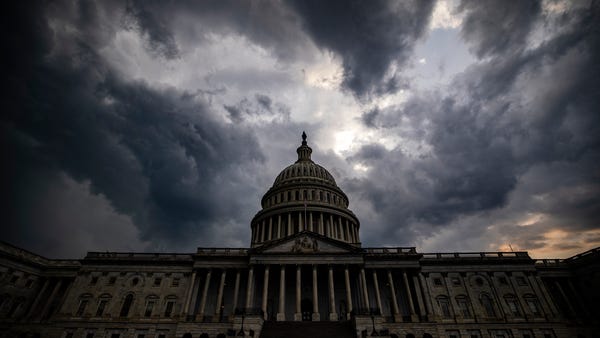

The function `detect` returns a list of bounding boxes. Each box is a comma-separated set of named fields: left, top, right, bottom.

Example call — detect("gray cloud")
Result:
left=347, top=1, right=600, bottom=251
left=290, top=0, right=435, bottom=98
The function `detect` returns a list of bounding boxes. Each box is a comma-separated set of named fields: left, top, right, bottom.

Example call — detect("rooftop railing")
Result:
left=364, top=247, right=417, bottom=254
left=85, top=252, right=193, bottom=260
left=196, top=248, right=250, bottom=256
left=421, top=251, right=530, bottom=259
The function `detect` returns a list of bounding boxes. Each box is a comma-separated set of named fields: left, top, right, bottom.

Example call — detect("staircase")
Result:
left=260, top=321, right=355, bottom=338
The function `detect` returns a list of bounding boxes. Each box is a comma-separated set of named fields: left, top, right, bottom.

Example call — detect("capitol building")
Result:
left=1, top=134, right=599, bottom=338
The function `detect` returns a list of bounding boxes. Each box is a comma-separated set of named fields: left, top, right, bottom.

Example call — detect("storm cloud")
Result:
left=1, top=0, right=599, bottom=259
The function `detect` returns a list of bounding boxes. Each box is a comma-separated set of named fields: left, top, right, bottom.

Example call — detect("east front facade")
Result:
left=1, top=134, right=599, bottom=338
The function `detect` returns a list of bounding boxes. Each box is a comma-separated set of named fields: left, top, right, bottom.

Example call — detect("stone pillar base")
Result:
left=312, top=313, right=320, bottom=321
left=411, top=314, right=419, bottom=322
left=294, top=313, right=302, bottom=321
left=276, top=313, right=286, bottom=321
left=329, top=312, right=338, bottom=321
left=394, top=314, right=403, bottom=323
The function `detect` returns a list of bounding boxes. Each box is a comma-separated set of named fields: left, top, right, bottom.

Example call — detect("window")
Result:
left=433, top=278, right=443, bottom=286
left=25, top=280, right=33, bottom=288
left=108, top=276, right=116, bottom=285
left=65, top=333, right=74, bottom=338
left=90, top=276, right=98, bottom=285
left=138, top=335, right=145, bottom=338
left=481, top=293, right=496, bottom=317
left=9, top=276, right=18, bottom=284
left=524, top=295, right=541, bottom=316
left=505, top=295, right=521, bottom=316
left=172, top=278, right=180, bottom=287
left=467, top=330, right=481, bottom=338
left=153, top=278, right=162, bottom=287
left=165, top=301, right=174, bottom=317
left=76, top=299, right=89, bottom=316
left=519, top=329, right=534, bottom=338
left=437, top=296, right=451, bottom=318
left=111, top=334, right=120, bottom=338
left=157, top=335, right=166, bottom=338
left=132, top=277, right=139, bottom=286
left=120, top=294, right=134, bottom=317
left=516, top=276, right=527, bottom=286
left=475, top=277, right=484, bottom=286
left=498, top=276, right=508, bottom=285
left=456, top=296, right=471, bottom=318
left=446, top=330, right=460, bottom=338
left=145, top=301, right=155, bottom=317
left=85, top=333, right=94, bottom=338
left=96, top=299, right=108, bottom=317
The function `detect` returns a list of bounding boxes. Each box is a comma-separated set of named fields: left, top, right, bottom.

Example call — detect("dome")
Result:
left=250, top=132, right=360, bottom=248
left=272, top=158, right=337, bottom=188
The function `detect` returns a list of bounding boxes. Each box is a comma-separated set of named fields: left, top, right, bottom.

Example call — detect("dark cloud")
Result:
left=360, top=108, right=380, bottom=129
left=457, top=0, right=542, bottom=58
left=290, top=0, right=435, bottom=98
left=1, top=0, right=267, bottom=257
left=125, top=1, right=180, bottom=59
left=344, top=1, right=600, bottom=249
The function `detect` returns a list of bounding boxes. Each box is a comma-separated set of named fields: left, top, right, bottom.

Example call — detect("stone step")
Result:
left=260, top=321, right=355, bottom=338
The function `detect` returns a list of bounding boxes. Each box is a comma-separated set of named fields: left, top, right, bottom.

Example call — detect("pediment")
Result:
left=256, top=231, right=360, bottom=254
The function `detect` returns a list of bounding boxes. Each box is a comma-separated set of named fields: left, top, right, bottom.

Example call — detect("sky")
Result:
left=2, top=0, right=599, bottom=259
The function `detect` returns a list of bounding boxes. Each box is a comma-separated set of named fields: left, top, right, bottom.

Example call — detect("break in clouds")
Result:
left=1, top=0, right=599, bottom=259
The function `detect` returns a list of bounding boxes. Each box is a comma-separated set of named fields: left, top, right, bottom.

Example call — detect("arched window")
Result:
left=523, top=294, right=541, bottom=316
left=164, top=295, right=177, bottom=317
left=504, top=294, right=521, bottom=317
left=145, top=294, right=159, bottom=317
left=436, top=295, right=451, bottom=318
left=182, top=334, right=192, bottom=338
left=455, top=295, right=471, bottom=318
left=96, top=293, right=112, bottom=317
left=200, top=334, right=209, bottom=338
left=423, top=334, right=433, bottom=338
left=480, top=293, right=496, bottom=317
left=120, top=294, right=134, bottom=317
left=76, top=294, right=93, bottom=317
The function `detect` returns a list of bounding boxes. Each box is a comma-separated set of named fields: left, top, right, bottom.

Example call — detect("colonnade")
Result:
left=181, top=265, right=424, bottom=322
left=251, top=211, right=359, bottom=245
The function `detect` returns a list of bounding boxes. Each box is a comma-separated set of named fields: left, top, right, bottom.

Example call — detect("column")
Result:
left=387, top=270, right=401, bottom=322
left=344, top=266, right=353, bottom=319
left=533, top=275, right=558, bottom=316
left=403, top=270, right=417, bottom=320
left=309, top=212, right=314, bottom=232
left=328, top=266, right=337, bottom=321
left=262, top=266, right=270, bottom=320
left=277, top=216, right=282, bottom=239
left=330, top=215, right=334, bottom=238
left=312, top=265, right=319, bottom=320
left=232, top=270, right=241, bottom=314
left=372, top=270, right=382, bottom=314
left=214, top=269, right=227, bottom=321
left=26, top=279, right=50, bottom=318
left=295, top=265, right=302, bottom=321
left=346, top=220, right=351, bottom=242
left=260, top=221, right=265, bottom=242
left=277, top=265, right=286, bottom=321
left=555, top=279, right=576, bottom=315
left=413, top=275, right=426, bottom=320
left=299, top=211, right=303, bottom=232
left=288, top=213, right=293, bottom=235
left=419, top=273, right=433, bottom=316
left=268, top=218, right=273, bottom=241
left=360, top=268, right=370, bottom=309
left=199, top=269, right=212, bottom=318
left=182, top=271, right=197, bottom=316
left=319, top=213, right=324, bottom=235
left=245, top=267, right=254, bottom=309
left=39, top=279, right=62, bottom=320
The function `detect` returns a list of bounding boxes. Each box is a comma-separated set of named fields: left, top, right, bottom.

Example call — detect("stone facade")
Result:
left=1, top=134, right=599, bottom=338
